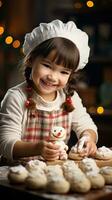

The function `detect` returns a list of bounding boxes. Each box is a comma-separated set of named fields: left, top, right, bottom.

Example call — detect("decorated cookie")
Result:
left=25, top=159, right=47, bottom=172
left=25, top=168, right=47, bottom=189
left=8, top=165, right=28, bottom=184
left=68, top=145, right=84, bottom=160
left=62, top=160, right=91, bottom=193
left=46, top=164, right=70, bottom=194
left=49, top=126, right=68, bottom=160
left=95, top=146, right=112, bottom=160
left=79, top=158, right=105, bottom=189
left=100, top=166, right=112, bottom=184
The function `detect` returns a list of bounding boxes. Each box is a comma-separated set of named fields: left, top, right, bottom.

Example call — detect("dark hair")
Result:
left=23, top=37, right=80, bottom=112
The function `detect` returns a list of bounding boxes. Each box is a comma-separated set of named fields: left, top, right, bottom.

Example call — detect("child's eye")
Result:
left=43, top=63, right=51, bottom=68
left=61, top=71, right=70, bottom=75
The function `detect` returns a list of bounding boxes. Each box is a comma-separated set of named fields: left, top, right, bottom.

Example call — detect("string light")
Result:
left=12, top=40, right=20, bottom=48
left=86, top=0, right=94, bottom=8
left=97, top=106, right=104, bottom=115
left=0, top=26, right=4, bottom=35
left=0, top=1, right=21, bottom=49
left=5, top=36, right=13, bottom=44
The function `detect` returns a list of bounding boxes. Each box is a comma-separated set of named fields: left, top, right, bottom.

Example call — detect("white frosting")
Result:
left=86, top=171, right=99, bottom=177
left=77, top=135, right=90, bottom=152
left=28, top=169, right=45, bottom=178
left=63, top=160, right=79, bottom=169
left=9, top=165, right=28, bottom=174
left=81, top=157, right=100, bottom=174
left=95, top=146, right=112, bottom=159
left=46, top=165, right=65, bottom=182
left=26, top=159, right=47, bottom=171
left=62, top=160, right=86, bottom=182
left=100, top=166, right=112, bottom=175
left=71, top=145, right=78, bottom=153
left=47, top=171, right=64, bottom=182
left=47, top=164, right=63, bottom=174
left=71, top=134, right=90, bottom=153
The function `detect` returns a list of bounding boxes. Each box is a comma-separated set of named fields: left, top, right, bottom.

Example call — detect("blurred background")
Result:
left=0, top=0, right=112, bottom=146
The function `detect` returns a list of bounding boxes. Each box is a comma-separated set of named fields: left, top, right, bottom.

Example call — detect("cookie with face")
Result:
left=50, top=126, right=68, bottom=160
left=50, top=126, right=66, bottom=141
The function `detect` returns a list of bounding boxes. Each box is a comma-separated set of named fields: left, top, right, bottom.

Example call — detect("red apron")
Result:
left=21, top=108, right=71, bottom=161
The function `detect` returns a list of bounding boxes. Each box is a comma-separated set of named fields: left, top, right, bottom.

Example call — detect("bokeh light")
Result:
left=5, top=36, right=13, bottom=44
left=86, top=1, right=94, bottom=8
left=97, top=106, right=104, bottom=115
left=12, top=40, right=21, bottom=48
left=0, top=26, right=4, bottom=35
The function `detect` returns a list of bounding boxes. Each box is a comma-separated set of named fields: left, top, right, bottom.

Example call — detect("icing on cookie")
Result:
left=26, top=159, right=46, bottom=170
left=9, top=165, right=28, bottom=174
left=46, top=165, right=65, bottom=182
left=81, top=158, right=99, bottom=174
left=96, top=146, right=112, bottom=159
left=100, top=166, right=112, bottom=175
left=63, top=160, right=86, bottom=182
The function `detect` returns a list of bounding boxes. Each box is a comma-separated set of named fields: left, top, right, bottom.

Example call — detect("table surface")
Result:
left=1, top=166, right=112, bottom=200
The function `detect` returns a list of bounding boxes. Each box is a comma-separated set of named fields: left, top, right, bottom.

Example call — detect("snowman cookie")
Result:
left=49, top=126, right=68, bottom=160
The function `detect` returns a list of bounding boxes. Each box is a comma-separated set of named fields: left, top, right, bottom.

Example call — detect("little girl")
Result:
left=0, top=19, right=98, bottom=163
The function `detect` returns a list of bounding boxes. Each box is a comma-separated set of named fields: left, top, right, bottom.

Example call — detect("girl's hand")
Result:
left=37, top=141, right=60, bottom=161
left=76, top=135, right=97, bottom=157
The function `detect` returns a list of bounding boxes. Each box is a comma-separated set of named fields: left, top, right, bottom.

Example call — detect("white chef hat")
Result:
left=23, top=19, right=90, bottom=71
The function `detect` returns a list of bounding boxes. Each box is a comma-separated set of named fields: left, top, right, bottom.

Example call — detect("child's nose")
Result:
left=47, top=72, right=58, bottom=81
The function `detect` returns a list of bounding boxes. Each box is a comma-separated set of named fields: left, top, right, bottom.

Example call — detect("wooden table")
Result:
left=1, top=166, right=112, bottom=200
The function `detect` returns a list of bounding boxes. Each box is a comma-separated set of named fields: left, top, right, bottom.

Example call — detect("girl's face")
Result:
left=31, top=51, right=71, bottom=101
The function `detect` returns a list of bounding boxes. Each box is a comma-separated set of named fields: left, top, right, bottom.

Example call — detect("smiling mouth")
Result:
left=40, top=79, right=57, bottom=87
left=52, top=132, right=64, bottom=139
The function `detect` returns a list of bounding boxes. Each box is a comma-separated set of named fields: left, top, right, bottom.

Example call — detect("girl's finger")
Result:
left=77, top=140, right=85, bottom=152
left=44, top=153, right=59, bottom=161
left=46, top=142, right=60, bottom=150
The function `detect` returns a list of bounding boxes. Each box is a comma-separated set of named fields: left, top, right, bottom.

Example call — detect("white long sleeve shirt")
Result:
left=0, top=81, right=98, bottom=161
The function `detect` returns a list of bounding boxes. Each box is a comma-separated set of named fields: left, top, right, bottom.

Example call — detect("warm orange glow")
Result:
left=74, top=2, right=82, bottom=9
left=12, top=40, right=20, bottom=48
left=20, top=48, right=24, bottom=54
left=5, top=36, right=13, bottom=44
left=0, top=26, right=4, bottom=35
left=88, top=106, right=96, bottom=114
left=97, top=106, right=104, bottom=114
left=86, top=1, right=94, bottom=7
left=0, top=1, right=3, bottom=7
